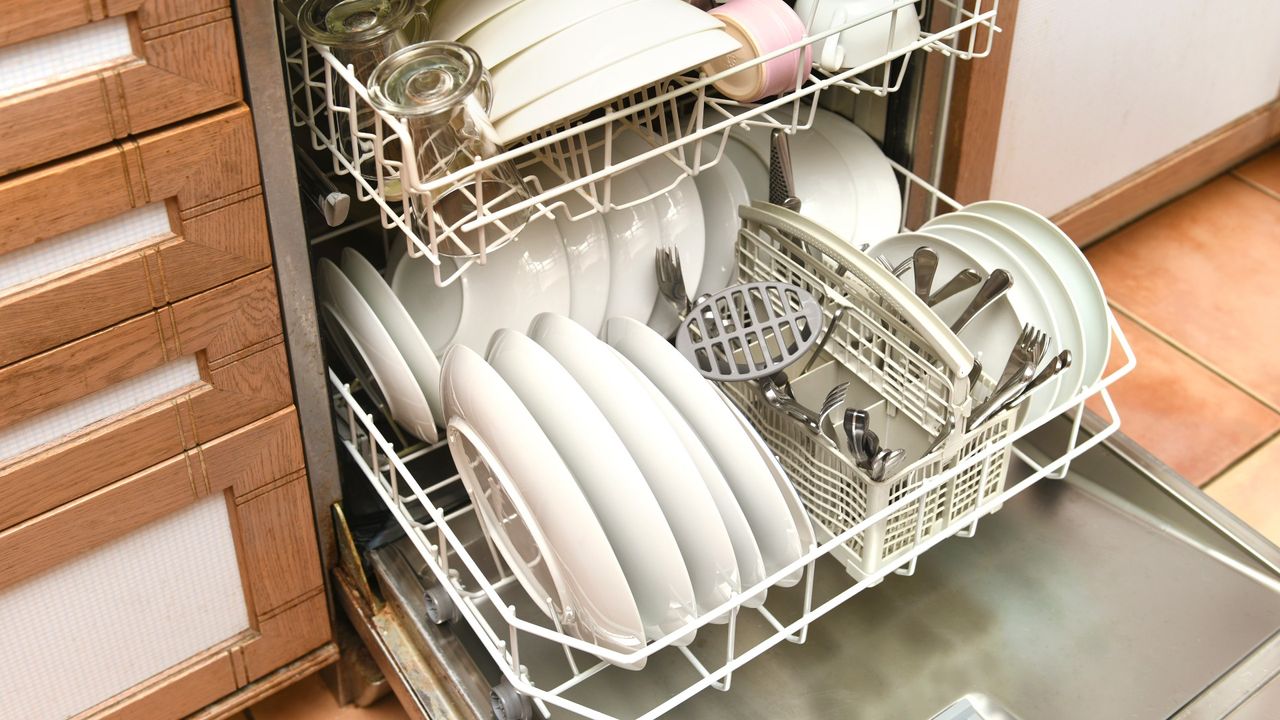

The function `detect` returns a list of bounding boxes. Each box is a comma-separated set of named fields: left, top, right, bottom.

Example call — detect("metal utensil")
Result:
left=968, top=359, right=1038, bottom=430
left=870, top=447, right=905, bottom=482
left=877, top=254, right=912, bottom=277
left=818, top=382, right=850, bottom=444
left=912, top=246, right=939, bottom=302
left=950, top=269, right=1013, bottom=334
left=769, top=129, right=801, bottom=212
left=995, top=324, right=1047, bottom=391
left=1008, top=349, right=1072, bottom=412
left=927, top=268, right=982, bottom=307
left=676, top=282, right=823, bottom=382
left=655, top=245, right=691, bottom=320
left=759, top=372, right=827, bottom=440
left=801, top=306, right=846, bottom=374
left=842, top=408, right=870, bottom=464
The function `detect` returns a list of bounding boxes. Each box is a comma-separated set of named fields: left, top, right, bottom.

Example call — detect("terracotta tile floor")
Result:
left=244, top=145, right=1280, bottom=718
left=1084, top=144, right=1280, bottom=497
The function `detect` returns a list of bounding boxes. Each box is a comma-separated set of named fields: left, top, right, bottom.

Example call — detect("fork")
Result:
left=655, top=245, right=691, bottom=318
left=817, top=382, right=850, bottom=444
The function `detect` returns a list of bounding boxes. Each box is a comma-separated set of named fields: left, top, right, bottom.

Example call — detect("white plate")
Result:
left=869, top=233, right=1024, bottom=391
left=490, top=0, right=723, bottom=119
left=722, top=134, right=768, bottom=204
left=430, top=0, right=525, bottom=41
left=693, top=139, right=750, bottom=297
left=917, top=223, right=1063, bottom=422
left=341, top=248, right=444, bottom=421
left=965, top=201, right=1110, bottom=391
left=608, top=130, right=704, bottom=337
left=529, top=313, right=740, bottom=616
left=729, top=123, right=860, bottom=242
left=440, top=345, right=647, bottom=668
left=493, top=28, right=739, bottom=144
left=486, top=329, right=697, bottom=642
left=608, top=344, right=769, bottom=608
left=527, top=163, right=612, bottom=335
left=463, top=0, right=638, bottom=68
left=924, top=212, right=1087, bottom=413
left=718, top=388, right=815, bottom=588
left=605, top=316, right=805, bottom=586
left=810, top=108, right=901, bottom=246
left=319, top=259, right=437, bottom=442
left=594, top=142, right=664, bottom=324
left=391, top=213, right=571, bottom=355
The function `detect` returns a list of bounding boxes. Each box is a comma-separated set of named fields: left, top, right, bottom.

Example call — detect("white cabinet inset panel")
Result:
left=0, top=16, right=136, bottom=97
left=0, top=356, right=202, bottom=462
left=990, top=0, right=1280, bottom=217
left=0, top=494, right=250, bottom=720
left=0, top=203, right=173, bottom=294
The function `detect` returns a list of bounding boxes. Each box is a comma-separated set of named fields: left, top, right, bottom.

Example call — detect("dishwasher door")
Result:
left=345, top=414, right=1280, bottom=720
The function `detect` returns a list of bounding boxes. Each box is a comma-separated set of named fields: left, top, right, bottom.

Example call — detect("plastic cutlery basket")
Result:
left=726, top=202, right=1018, bottom=579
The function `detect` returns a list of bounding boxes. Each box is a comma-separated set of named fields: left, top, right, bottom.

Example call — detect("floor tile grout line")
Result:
left=1107, top=301, right=1280, bottom=415
left=1228, top=171, right=1280, bottom=203
left=1202, top=427, right=1280, bottom=491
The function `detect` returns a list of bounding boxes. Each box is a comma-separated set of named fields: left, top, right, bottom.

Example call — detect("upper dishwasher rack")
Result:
left=278, top=0, right=1000, bottom=284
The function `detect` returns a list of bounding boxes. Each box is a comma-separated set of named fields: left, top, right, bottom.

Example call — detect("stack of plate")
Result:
left=389, top=130, right=749, bottom=355
left=430, top=0, right=741, bottom=143
left=723, top=106, right=902, bottom=248
left=442, top=313, right=814, bottom=667
left=870, top=201, right=1110, bottom=424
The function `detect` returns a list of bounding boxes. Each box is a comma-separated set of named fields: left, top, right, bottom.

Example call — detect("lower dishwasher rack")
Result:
left=329, top=337, right=1134, bottom=719
left=325, top=162, right=1136, bottom=720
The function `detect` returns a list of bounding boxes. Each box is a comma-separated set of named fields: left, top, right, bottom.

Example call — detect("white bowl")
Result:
left=527, top=163, right=612, bottom=335
left=391, top=213, right=571, bottom=355
left=693, top=140, right=750, bottom=297
left=493, top=28, right=740, bottom=143
left=463, top=0, right=637, bottom=68
left=793, top=0, right=920, bottom=72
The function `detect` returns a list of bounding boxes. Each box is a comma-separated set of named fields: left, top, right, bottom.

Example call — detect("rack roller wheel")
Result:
left=423, top=585, right=459, bottom=625
left=490, top=680, right=532, bottom=720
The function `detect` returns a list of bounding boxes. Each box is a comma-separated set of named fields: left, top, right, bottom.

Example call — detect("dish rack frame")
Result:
left=327, top=159, right=1137, bottom=720
left=277, top=0, right=1001, bottom=285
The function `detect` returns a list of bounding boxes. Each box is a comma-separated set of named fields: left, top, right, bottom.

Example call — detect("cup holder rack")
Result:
left=278, top=0, right=1001, bottom=285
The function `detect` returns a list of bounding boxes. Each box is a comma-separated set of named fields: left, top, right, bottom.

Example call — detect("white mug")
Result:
left=792, top=0, right=921, bottom=73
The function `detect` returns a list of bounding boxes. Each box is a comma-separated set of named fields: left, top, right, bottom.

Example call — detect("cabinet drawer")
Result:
left=0, top=420, right=327, bottom=720
left=0, top=0, right=241, bottom=175
left=0, top=106, right=268, bottom=366
left=0, top=271, right=291, bottom=529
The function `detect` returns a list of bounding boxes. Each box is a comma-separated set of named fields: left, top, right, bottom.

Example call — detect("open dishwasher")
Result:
left=230, top=0, right=1280, bottom=717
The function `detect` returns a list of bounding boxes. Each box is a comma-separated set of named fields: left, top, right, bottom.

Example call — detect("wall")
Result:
left=989, top=0, right=1280, bottom=217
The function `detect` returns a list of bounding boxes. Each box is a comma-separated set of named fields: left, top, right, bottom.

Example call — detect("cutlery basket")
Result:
left=726, top=203, right=1018, bottom=579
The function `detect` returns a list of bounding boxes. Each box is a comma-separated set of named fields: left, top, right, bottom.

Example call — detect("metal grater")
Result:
left=768, top=129, right=802, bottom=212
left=675, top=281, right=823, bottom=382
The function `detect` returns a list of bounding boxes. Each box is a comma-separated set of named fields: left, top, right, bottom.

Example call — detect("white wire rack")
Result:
left=325, top=159, right=1136, bottom=719
left=279, top=0, right=1000, bottom=285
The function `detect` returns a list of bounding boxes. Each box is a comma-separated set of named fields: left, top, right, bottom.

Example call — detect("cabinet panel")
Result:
left=0, top=273, right=290, bottom=529
left=0, top=107, right=269, bottom=366
left=0, top=1, right=241, bottom=175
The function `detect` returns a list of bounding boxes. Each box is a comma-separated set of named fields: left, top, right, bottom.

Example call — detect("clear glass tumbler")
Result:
left=369, top=42, right=533, bottom=257
left=298, top=0, right=425, bottom=196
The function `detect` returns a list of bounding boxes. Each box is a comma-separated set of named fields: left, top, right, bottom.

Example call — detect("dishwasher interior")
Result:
left=260, top=2, right=1280, bottom=717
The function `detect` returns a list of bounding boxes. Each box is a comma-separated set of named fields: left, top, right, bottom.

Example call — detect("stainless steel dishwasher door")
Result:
left=369, top=417, right=1280, bottom=719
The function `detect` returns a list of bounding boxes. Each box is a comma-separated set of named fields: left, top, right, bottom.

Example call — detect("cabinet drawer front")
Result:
left=0, top=419, right=326, bottom=720
left=0, top=0, right=240, bottom=174
left=0, top=272, right=292, bottom=528
left=0, top=107, right=268, bottom=366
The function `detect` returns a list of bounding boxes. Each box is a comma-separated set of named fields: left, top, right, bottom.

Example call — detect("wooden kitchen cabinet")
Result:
left=0, top=0, right=336, bottom=716
left=0, top=0, right=242, bottom=175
